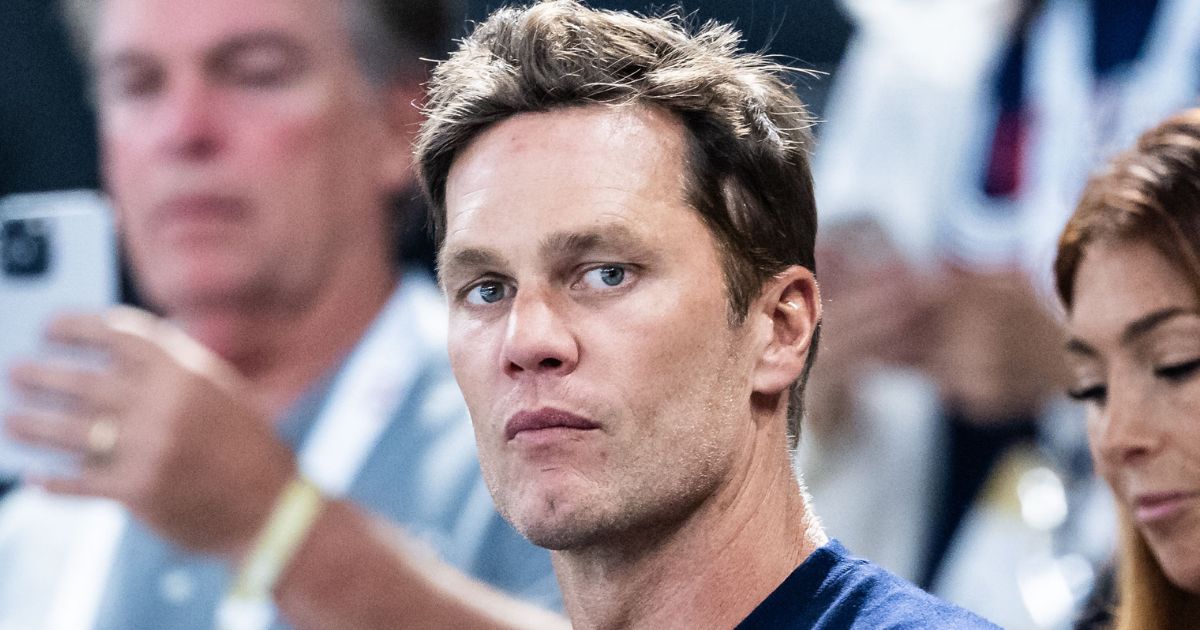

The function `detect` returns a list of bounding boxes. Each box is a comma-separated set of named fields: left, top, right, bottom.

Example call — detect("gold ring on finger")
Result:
left=86, top=416, right=119, bottom=465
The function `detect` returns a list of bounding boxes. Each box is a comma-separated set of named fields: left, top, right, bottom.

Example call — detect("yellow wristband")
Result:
left=227, top=475, right=326, bottom=603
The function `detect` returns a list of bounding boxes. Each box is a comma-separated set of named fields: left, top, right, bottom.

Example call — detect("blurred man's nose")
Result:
left=156, top=75, right=223, bottom=162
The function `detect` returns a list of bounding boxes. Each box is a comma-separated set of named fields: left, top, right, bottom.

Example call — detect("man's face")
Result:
left=440, top=105, right=763, bottom=550
left=95, top=0, right=404, bottom=312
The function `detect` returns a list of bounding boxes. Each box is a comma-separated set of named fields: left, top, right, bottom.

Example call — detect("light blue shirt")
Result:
left=90, top=271, right=559, bottom=629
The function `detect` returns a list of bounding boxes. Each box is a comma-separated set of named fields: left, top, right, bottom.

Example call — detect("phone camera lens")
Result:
left=2, top=218, right=52, bottom=277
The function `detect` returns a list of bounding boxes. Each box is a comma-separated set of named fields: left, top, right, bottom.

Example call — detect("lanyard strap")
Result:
left=298, top=275, right=433, bottom=496
left=217, top=272, right=441, bottom=630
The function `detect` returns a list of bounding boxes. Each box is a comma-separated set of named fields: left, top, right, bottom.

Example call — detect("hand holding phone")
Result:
left=0, top=191, right=118, bottom=480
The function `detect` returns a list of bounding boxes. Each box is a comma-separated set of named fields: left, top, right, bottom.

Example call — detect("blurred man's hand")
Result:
left=806, top=218, right=937, bottom=435
left=4, top=307, right=295, bottom=556
left=929, top=266, right=1069, bottom=422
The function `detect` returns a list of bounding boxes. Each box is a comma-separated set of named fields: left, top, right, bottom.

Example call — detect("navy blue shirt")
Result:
left=737, top=541, right=999, bottom=629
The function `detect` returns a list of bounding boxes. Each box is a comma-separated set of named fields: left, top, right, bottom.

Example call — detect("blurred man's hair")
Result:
left=416, top=0, right=820, bottom=446
left=60, top=0, right=462, bottom=87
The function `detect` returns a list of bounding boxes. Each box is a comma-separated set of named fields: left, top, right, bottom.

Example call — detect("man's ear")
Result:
left=752, top=266, right=821, bottom=396
left=377, top=79, right=426, bottom=192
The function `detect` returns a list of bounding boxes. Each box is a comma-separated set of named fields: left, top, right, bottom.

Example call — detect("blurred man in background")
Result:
left=0, top=0, right=566, bottom=628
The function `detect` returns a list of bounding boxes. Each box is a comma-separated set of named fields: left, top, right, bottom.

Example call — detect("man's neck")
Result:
left=173, top=265, right=397, bottom=417
left=553, top=429, right=827, bottom=630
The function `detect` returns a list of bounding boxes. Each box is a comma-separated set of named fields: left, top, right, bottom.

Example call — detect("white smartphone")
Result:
left=0, top=191, right=119, bottom=480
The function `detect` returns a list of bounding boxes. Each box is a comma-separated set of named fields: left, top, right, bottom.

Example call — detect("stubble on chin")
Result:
left=487, top=468, right=607, bottom=551
left=514, top=496, right=591, bottom=551
left=495, top=468, right=716, bottom=555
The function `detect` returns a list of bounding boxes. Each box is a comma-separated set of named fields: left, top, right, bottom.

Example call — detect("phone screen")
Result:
left=0, top=191, right=118, bottom=480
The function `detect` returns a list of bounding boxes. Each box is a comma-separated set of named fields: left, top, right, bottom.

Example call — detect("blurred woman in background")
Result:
left=1057, top=108, right=1200, bottom=628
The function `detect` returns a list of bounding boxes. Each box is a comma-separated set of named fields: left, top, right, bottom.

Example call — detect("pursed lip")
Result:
left=504, top=407, right=599, bottom=441
left=1132, top=490, right=1200, bottom=524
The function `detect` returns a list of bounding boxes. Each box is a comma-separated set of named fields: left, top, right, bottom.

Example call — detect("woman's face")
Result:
left=1067, top=238, right=1200, bottom=594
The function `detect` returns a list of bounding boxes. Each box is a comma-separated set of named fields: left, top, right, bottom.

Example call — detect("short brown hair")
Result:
left=416, top=0, right=820, bottom=445
left=1055, top=108, right=1200, bottom=629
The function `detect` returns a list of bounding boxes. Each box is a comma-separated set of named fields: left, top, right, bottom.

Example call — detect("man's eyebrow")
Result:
left=437, top=246, right=506, bottom=286
left=437, top=224, right=652, bottom=286
left=538, top=224, right=647, bottom=261
left=1122, top=307, right=1193, bottom=344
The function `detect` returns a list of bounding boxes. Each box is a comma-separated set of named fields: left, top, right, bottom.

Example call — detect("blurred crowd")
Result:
left=804, top=0, right=1199, bottom=627
left=1, top=0, right=1199, bottom=629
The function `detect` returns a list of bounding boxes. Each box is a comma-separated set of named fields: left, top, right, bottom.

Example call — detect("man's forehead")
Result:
left=95, top=0, right=345, bottom=57
left=439, top=106, right=701, bottom=270
left=463, top=105, right=686, bottom=162
left=444, top=106, right=691, bottom=218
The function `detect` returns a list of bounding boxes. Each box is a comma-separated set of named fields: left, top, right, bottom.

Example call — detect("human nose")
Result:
left=1094, top=378, right=1160, bottom=466
left=500, top=288, right=579, bottom=378
left=154, top=75, right=223, bottom=161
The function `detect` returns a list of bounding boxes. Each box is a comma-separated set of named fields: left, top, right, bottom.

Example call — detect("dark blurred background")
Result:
left=0, top=0, right=849, bottom=198
left=0, top=0, right=100, bottom=196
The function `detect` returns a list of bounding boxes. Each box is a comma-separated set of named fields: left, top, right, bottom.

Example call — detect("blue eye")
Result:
left=466, top=281, right=508, bottom=305
left=582, top=265, right=626, bottom=288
